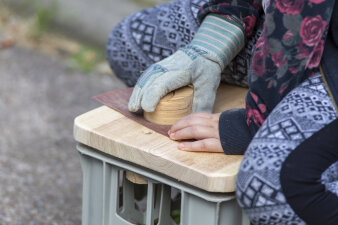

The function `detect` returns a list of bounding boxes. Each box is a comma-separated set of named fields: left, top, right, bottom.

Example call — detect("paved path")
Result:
left=0, top=46, right=126, bottom=224
left=3, top=0, right=148, bottom=47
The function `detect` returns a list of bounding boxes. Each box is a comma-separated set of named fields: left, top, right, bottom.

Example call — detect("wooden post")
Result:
left=144, top=86, right=194, bottom=125
left=126, top=171, right=148, bottom=184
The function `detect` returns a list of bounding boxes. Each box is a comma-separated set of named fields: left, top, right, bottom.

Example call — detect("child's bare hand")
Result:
left=168, top=113, right=223, bottom=153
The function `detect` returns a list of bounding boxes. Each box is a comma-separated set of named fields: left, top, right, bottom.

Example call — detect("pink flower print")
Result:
left=309, top=0, right=325, bottom=4
left=300, top=15, right=327, bottom=47
left=246, top=105, right=266, bottom=126
left=256, top=34, right=269, bottom=54
left=279, top=83, right=287, bottom=94
left=297, top=41, right=311, bottom=59
left=258, top=103, right=267, bottom=113
left=218, top=2, right=230, bottom=6
left=289, top=67, right=298, bottom=74
left=275, top=0, right=304, bottom=15
left=243, top=15, right=256, bottom=36
left=252, top=51, right=266, bottom=77
left=250, top=91, right=259, bottom=103
left=307, top=40, right=324, bottom=69
left=252, top=108, right=266, bottom=126
left=252, top=0, right=263, bottom=11
left=256, top=35, right=265, bottom=49
left=271, top=50, right=287, bottom=67
left=283, top=31, right=294, bottom=41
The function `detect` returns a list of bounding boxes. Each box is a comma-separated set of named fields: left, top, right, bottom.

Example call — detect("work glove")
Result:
left=128, top=14, right=245, bottom=113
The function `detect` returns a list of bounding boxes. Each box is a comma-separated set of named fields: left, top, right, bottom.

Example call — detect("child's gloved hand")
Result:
left=128, top=14, right=245, bottom=113
left=128, top=46, right=222, bottom=113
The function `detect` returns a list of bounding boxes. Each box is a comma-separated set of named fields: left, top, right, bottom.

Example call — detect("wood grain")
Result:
left=74, top=84, right=248, bottom=192
left=144, top=86, right=194, bottom=125
left=126, top=171, right=148, bottom=184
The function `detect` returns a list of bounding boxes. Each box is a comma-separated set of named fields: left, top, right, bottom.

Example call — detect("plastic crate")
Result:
left=77, top=144, right=249, bottom=225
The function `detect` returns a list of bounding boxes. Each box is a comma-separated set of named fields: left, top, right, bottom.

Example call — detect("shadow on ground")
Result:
left=0, top=46, right=126, bottom=224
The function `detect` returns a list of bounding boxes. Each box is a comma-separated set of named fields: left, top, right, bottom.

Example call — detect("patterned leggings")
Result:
left=106, top=1, right=338, bottom=224
left=236, top=73, right=338, bottom=224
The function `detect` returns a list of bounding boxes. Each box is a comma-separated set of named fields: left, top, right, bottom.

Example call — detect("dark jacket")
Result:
left=321, top=1, right=338, bottom=112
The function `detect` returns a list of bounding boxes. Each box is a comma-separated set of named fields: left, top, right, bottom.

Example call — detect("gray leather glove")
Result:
left=128, top=14, right=245, bottom=113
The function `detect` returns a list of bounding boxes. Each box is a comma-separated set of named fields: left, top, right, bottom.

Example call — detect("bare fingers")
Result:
left=167, top=112, right=222, bottom=153
left=178, top=138, right=223, bottom=153
left=169, top=125, right=219, bottom=140
left=169, top=113, right=220, bottom=135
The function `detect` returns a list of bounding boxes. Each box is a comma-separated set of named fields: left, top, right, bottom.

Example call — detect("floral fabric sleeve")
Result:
left=245, top=0, right=336, bottom=134
left=197, top=0, right=263, bottom=38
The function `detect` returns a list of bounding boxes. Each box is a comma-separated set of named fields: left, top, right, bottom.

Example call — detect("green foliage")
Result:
left=130, top=0, right=169, bottom=7
left=136, top=209, right=181, bottom=225
left=68, top=46, right=104, bottom=73
left=30, top=0, right=59, bottom=39
left=171, top=209, right=181, bottom=224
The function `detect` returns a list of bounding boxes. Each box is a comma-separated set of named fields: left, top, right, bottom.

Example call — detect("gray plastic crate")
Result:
left=77, top=143, right=249, bottom=225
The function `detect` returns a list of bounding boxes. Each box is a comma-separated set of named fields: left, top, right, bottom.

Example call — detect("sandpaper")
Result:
left=92, top=88, right=171, bottom=137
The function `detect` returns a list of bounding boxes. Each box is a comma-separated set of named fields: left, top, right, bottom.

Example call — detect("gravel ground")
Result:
left=0, top=46, right=126, bottom=225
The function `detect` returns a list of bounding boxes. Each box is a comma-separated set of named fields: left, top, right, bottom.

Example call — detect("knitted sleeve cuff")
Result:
left=191, top=14, right=245, bottom=70
left=218, top=108, right=253, bottom=155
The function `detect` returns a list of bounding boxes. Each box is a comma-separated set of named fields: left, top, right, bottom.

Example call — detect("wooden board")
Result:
left=74, top=84, right=248, bottom=193
left=213, top=84, right=247, bottom=112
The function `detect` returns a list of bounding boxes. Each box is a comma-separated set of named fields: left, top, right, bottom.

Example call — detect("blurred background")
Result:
left=0, top=0, right=167, bottom=224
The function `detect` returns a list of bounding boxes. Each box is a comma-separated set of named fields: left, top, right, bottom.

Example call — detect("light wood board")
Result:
left=74, top=84, right=248, bottom=192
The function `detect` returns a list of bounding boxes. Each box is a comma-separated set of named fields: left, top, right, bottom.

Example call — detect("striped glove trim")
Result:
left=191, top=14, right=245, bottom=70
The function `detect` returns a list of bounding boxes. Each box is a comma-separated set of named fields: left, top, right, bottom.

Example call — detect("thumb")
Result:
left=192, top=78, right=220, bottom=113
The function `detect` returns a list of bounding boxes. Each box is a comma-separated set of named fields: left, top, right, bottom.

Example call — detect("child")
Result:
left=107, top=0, right=338, bottom=224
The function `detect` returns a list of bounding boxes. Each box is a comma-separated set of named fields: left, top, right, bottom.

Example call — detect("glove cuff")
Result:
left=190, top=14, right=245, bottom=70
